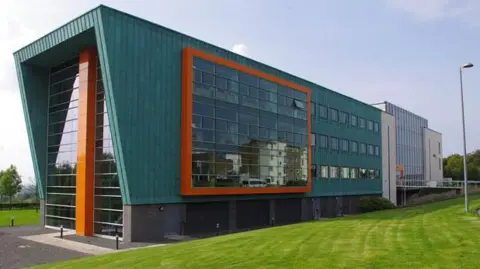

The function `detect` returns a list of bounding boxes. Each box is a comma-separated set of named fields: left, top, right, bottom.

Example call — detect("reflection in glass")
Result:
left=46, top=57, right=79, bottom=229
left=191, top=58, right=309, bottom=188
left=350, top=168, right=358, bottom=179
left=93, top=64, right=123, bottom=237
left=329, top=166, right=339, bottom=178
left=319, top=165, right=328, bottom=178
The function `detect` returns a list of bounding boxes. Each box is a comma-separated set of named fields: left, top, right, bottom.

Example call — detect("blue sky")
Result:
left=1, top=0, right=480, bottom=179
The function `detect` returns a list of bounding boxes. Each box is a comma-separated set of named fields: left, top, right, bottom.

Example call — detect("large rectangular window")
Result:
left=46, top=57, right=79, bottom=230
left=186, top=54, right=310, bottom=192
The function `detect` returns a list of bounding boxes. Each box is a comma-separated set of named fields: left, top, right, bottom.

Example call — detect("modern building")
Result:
left=15, top=5, right=387, bottom=242
left=378, top=112, right=397, bottom=205
left=373, top=101, right=443, bottom=185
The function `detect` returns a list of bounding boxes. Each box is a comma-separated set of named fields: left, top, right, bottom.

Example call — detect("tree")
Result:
left=443, top=150, right=480, bottom=181
left=443, top=154, right=463, bottom=181
left=0, top=165, right=22, bottom=203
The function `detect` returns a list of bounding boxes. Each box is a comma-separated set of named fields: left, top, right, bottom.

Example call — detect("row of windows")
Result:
left=313, top=165, right=381, bottom=179
left=192, top=111, right=307, bottom=135
left=311, top=133, right=380, bottom=156
left=193, top=78, right=308, bottom=118
left=193, top=57, right=307, bottom=101
left=311, top=102, right=379, bottom=132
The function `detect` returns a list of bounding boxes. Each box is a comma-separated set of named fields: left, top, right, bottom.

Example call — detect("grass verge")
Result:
left=31, top=196, right=480, bottom=269
left=0, top=209, right=39, bottom=227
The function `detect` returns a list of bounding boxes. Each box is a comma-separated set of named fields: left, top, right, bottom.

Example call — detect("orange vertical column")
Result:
left=76, top=48, right=97, bottom=236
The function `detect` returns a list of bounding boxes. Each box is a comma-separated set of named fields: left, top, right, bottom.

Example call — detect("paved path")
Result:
left=0, top=226, right=170, bottom=268
left=21, top=230, right=114, bottom=255
left=0, top=226, right=88, bottom=269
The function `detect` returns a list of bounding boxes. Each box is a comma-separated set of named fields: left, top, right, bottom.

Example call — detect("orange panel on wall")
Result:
left=75, top=48, right=97, bottom=236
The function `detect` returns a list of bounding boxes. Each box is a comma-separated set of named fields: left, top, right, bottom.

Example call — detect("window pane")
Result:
left=330, top=108, right=338, bottom=121
left=194, top=58, right=214, bottom=73
left=318, top=105, right=327, bottom=118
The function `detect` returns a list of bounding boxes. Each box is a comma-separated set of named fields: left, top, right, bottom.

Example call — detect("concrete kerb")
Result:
left=20, top=231, right=168, bottom=256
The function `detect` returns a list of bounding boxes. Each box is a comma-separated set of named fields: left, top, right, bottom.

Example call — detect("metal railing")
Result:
left=396, top=179, right=480, bottom=189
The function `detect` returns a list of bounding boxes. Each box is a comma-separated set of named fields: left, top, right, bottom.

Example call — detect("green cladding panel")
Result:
left=14, top=5, right=382, bottom=205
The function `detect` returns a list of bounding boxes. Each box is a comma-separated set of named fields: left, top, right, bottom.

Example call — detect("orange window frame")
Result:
left=180, top=47, right=311, bottom=196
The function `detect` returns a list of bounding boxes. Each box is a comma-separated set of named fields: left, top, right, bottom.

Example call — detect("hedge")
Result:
left=358, top=196, right=396, bottom=213
left=0, top=203, right=40, bottom=211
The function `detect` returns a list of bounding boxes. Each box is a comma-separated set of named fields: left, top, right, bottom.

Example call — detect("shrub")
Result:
left=285, top=180, right=307, bottom=186
left=358, top=196, right=395, bottom=213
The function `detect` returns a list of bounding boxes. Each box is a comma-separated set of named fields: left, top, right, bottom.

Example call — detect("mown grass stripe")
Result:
left=30, top=195, right=480, bottom=269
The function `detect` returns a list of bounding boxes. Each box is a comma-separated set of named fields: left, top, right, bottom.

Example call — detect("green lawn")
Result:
left=0, top=209, right=39, bottom=227
left=32, top=196, right=480, bottom=269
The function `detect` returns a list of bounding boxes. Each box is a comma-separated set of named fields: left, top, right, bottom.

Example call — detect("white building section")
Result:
left=380, top=112, right=397, bottom=205
left=423, top=128, right=443, bottom=182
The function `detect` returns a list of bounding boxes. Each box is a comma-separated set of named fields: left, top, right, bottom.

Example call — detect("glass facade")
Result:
left=45, top=56, right=122, bottom=235
left=93, top=58, right=123, bottom=237
left=191, top=57, right=309, bottom=188
left=385, top=102, right=428, bottom=180
left=46, top=57, right=79, bottom=229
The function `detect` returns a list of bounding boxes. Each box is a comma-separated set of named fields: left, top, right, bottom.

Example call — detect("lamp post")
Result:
left=460, top=62, right=473, bottom=213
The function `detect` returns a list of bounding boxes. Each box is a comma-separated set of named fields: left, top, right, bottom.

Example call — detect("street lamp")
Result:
left=460, top=62, right=473, bottom=213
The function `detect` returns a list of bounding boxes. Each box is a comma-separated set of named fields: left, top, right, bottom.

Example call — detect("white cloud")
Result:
left=386, top=0, right=480, bottom=25
left=232, top=43, right=248, bottom=56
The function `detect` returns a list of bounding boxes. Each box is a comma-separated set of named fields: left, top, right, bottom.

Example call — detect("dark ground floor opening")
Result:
left=122, top=194, right=377, bottom=243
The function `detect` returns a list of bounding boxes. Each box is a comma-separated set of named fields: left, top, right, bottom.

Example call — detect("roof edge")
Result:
left=13, top=5, right=104, bottom=55
left=94, top=5, right=383, bottom=111
left=423, top=127, right=442, bottom=135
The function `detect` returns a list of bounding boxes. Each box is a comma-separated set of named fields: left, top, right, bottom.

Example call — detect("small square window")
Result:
left=351, top=115, right=357, bottom=126
left=339, top=111, right=348, bottom=124
left=367, top=120, right=373, bottom=131
left=319, top=165, right=329, bottom=178
left=331, top=137, right=339, bottom=150
left=330, top=166, right=339, bottom=178
left=330, top=108, right=338, bottom=121
left=351, top=141, right=358, bottom=153
left=318, top=105, right=328, bottom=119
left=359, top=118, right=365, bottom=129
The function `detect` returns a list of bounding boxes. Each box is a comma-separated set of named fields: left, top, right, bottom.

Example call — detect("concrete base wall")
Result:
left=123, top=204, right=186, bottom=243
left=40, top=199, right=45, bottom=227
left=124, top=195, right=371, bottom=242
